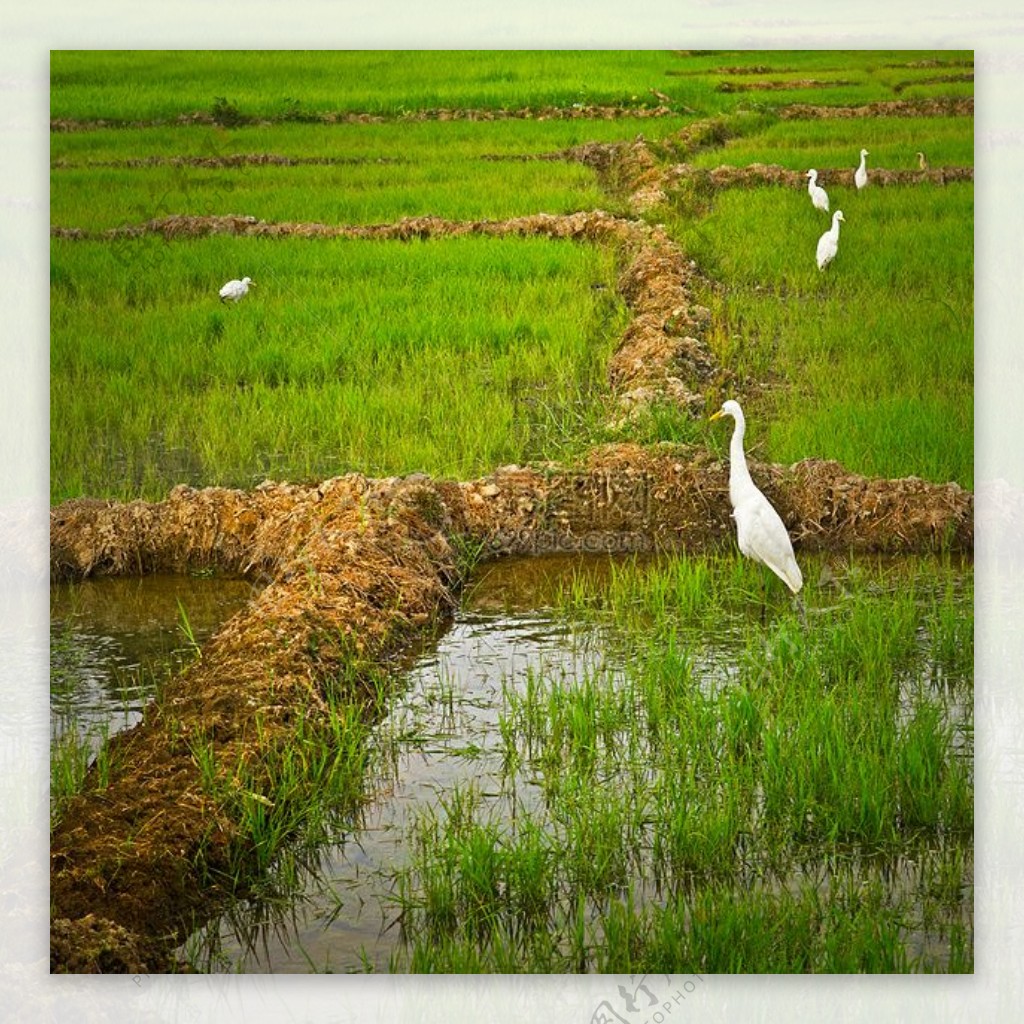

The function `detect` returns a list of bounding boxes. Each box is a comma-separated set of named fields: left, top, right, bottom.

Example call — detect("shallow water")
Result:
left=50, top=572, right=255, bottom=750
left=49, top=553, right=973, bottom=972
left=192, top=556, right=624, bottom=971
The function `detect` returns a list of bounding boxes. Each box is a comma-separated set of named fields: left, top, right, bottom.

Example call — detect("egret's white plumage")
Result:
left=710, top=400, right=803, bottom=595
left=815, top=210, right=845, bottom=271
left=805, top=169, right=829, bottom=213
left=917, top=151, right=928, bottom=171
left=854, top=148, right=869, bottom=190
left=219, top=276, right=254, bottom=302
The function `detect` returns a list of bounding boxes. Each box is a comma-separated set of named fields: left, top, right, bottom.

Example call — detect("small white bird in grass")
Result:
left=219, top=276, right=254, bottom=303
left=816, top=210, right=845, bottom=271
left=710, top=399, right=803, bottom=596
left=917, top=150, right=928, bottom=171
left=854, top=148, right=869, bottom=190
left=805, top=169, right=830, bottom=213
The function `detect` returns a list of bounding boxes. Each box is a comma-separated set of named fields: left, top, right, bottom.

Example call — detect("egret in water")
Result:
left=816, top=210, right=845, bottom=271
left=219, top=276, right=254, bottom=303
left=805, top=169, right=830, bottom=213
left=854, top=148, right=869, bottom=190
left=710, top=399, right=803, bottom=596
left=917, top=150, right=928, bottom=171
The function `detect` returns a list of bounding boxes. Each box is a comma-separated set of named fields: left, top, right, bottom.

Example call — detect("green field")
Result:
left=50, top=50, right=973, bottom=975
left=50, top=49, right=974, bottom=504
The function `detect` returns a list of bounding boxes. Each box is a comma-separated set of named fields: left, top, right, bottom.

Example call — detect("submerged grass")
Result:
left=386, top=554, right=972, bottom=972
left=51, top=234, right=625, bottom=502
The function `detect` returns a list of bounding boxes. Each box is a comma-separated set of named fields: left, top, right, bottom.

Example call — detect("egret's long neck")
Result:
left=728, top=413, right=754, bottom=495
left=832, top=213, right=842, bottom=238
left=858, top=153, right=866, bottom=172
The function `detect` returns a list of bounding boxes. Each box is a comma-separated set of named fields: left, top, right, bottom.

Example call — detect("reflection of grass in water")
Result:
left=181, top=694, right=377, bottom=972
left=386, top=554, right=972, bottom=972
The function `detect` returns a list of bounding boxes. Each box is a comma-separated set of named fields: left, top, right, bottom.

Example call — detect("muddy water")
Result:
left=189, top=554, right=627, bottom=972
left=50, top=573, right=255, bottom=750
left=50, top=554, right=972, bottom=972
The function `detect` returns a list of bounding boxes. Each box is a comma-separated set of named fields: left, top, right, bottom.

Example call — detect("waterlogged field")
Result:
left=50, top=50, right=974, bottom=974
left=160, top=552, right=970, bottom=973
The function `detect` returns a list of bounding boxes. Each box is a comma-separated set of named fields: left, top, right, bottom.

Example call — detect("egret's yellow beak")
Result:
left=710, top=409, right=725, bottom=421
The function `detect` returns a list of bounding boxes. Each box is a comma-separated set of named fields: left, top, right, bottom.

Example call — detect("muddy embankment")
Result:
left=49, top=450, right=972, bottom=972
left=50, top=102, right=677, bottom=134
left=50, top=123, right=974, bottom=972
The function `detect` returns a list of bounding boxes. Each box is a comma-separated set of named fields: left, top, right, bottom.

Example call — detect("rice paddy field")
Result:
left=49, top=50, right=973, bottom=975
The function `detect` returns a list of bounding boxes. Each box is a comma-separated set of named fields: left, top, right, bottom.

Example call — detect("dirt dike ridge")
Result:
left=50, top=448, right=972, bottom=971
left=50, top=103, right=676, bottom=133
left=667, top=162, right=974, bottom=191
left=778, top=97, right=973, bottom=119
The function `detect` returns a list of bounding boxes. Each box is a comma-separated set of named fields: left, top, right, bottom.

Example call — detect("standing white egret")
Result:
left=710, top=399, right=803, bottom=595
left=219, top=276, right=254, bottom=303
left=805, top=169, right=830, bottom=213
left=917, top=151, right=928, bottom=171
left=854, top=148, right=869, bottom=190
left=815, top=210, right=845, bottom=271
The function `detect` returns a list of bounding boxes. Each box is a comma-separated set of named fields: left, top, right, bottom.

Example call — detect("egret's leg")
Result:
left=793, top=592, right=808, bottom=628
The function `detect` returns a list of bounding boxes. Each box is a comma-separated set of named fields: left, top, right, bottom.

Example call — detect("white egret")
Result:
left=854, top=148, right=869, bottom=190
left=805, top=169, right=830, bottom=213
left=710, top=399, right=803, bottom=595
left=219, top=276, right=254, bottom=303
left=815, top=210, right=845, bottom=271
left=917, top=151, right=928, bottom=171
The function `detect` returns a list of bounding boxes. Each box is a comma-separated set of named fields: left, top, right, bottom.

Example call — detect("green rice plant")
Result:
left=50, top=50, right=971, bottom=125
left=51, top=234, right=624, bottom=503
left=381, top=554, right=970, bottom=972
left=50, top=50, right=731, bottom=123
left=688, top=115, right=973, bottom=170
left=50, top=158, right=614, bottom=232
left=50, top=117, right=694, bottom=167
left=677, top=182, right=973, bottom=488
left=49, top=728, right=94, bottom=827
left=187, top=699, right=372, bottom=902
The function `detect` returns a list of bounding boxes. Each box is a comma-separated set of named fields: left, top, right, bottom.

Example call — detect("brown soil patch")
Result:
left=778, top=98, right=974, bottom=119
left=892, top=73, right=974, bottom=94
left=50, top=104, right=677, bottom=134
left=666, top=162, right=974, bottom=192
left=884, top=59, right=974, bottom=70
left=51, top=154, right=407, bottom=170
left=717, top=79, right=856, bottom=93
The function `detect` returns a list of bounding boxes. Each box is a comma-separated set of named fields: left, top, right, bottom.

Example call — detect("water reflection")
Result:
left=50, top=573, right=255, bottom=749
left=49, top=553, right=973, bottom=972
